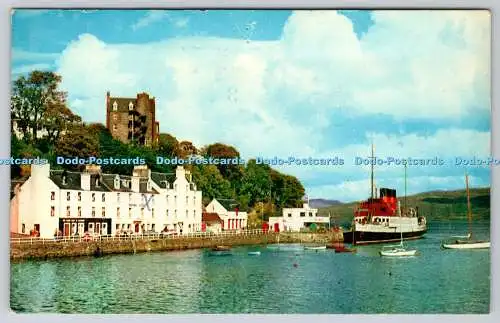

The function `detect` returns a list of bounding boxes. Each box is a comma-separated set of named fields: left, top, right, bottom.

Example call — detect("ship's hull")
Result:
left=343, top=229, right=427, bottom=245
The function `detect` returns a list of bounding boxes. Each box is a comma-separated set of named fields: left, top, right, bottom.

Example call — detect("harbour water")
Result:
left=10, top=221, right=490, bottom=314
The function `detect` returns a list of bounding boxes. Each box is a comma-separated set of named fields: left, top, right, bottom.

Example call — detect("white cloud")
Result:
left=131, top=11, right=168, bottom=30
left=131, top=11, right=189, bottom=30
left=11, top=63, right=52, bottom=76
left=11, top=49, right=59, bottom=62
left=54, top=10, right=491, bottom=200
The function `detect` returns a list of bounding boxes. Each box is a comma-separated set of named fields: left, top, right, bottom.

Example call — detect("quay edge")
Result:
left=10, top=231, right=343, bottom=261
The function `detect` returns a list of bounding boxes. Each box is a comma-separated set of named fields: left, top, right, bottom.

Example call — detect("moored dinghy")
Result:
left=441, top=174, right=490, bottom=250
left=379, top=243, right=418, bottom=257
left=379, top=162, right=418, bottom=257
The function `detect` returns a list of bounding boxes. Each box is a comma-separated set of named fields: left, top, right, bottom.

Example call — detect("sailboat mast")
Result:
left=466, top=174, right=472, bottom=238
left=371, top=143, right=374, bottom=200
left=404, top=161, right=407, bottom=216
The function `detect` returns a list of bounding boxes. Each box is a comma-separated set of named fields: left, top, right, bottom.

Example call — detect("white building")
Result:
left=205, top=198, right=248, bottom=230
left=11, top=164, right=202, bottom=239
left=268, top=202, right=330, bottom=232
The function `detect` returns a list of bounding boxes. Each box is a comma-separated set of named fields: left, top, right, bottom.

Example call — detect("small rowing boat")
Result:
left=304, top=245, right=327, bottom=251
left=248, top=251, right=261, bottom=256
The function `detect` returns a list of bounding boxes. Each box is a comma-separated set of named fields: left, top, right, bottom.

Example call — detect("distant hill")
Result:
left=318, top=187, right=490, bottom=226
left=309, top=198, right=342, bottom=208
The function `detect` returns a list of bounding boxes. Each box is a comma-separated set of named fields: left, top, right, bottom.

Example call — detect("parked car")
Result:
left=160, top=230, right=178, bottom=238
left=115, top=229, right=133, bottom=237
left=142, top=230, right=158, bottom=237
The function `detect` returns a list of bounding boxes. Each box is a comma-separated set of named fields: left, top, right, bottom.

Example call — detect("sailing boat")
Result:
left=379, top=162, right=418, bottom=257
left=441, top=174, right=490, bottom=250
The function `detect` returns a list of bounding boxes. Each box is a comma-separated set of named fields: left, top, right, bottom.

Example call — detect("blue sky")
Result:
left=11, top=9, right=491, bottom=202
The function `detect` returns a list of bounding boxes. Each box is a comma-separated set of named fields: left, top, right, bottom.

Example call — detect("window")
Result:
left=117, top=207, right=120, bottom=217
left=115, top=176, right=120, bottom=190
left=50, top=206, right=55, bottom=217
left=78, top=192, right=81, bottom=201
left=92, top=193, right=95, bottom=202
left=128, top=208, right=132, bottom=218
left=193, top=210, right=196, bottom=218
left=141, top=208, right=144, bottom=218
left=92, top=207, right=96, bottom=217
left=113, top=114, right=118, bottom=121
left=147, top=181, right=151, bottom=191
left=116, top=224, right=120, bottom=230
left=66, top=206, right=70, bottom=216
left=51, top=192, right=55, bottom=200
left=112, top=101, right=118, bottom=111
left=174, top=184, right=177, bottom=191
left=102, top=193, right=105, bottom=202
left=113, top=124, right=117, bottom=132
left=126, top=224, right=130, bottom=229
left=288, top=213, right=292, bottom=217
left=175, top=209, right=177, bottom=217
left=152, top=224, right=155, bottom=231
left=78, top=206, right=81, bottom=217
left=129, top=193, right=132, bottom=201
left=185, top=196, right=188, bottom=206
left=185, top=210, right=188, bottom=218
left=117, top=193, right=120, bottom=202
left=102, top=207, right=106, bottom=217
left=152, top=208, right=155, bottom=218
left=166, top=209, right=169, bottom=217
left=193, top=196, right=196, bottom=205
left=300, top=212, right=305, bottom=217
left=309, top=212, right=313, bottom=217
left=128, top=102, right=134, bottom=110
left=147, top=224, right=151, bottom=231
left=22, top=224, right=25, bottom=233
left=66, top=192, right=71, bottom=201
left=174, top=196, right=177, bottom=205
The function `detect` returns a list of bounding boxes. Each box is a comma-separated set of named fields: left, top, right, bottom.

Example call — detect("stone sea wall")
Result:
left=10, top=231, right=343, bottom=261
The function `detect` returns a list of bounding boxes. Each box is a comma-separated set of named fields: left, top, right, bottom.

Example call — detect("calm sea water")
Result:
left=10, top=221, right=490, bottom=314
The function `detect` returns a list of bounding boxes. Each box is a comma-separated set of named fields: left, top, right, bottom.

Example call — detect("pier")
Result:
left=10, top=229, right=343, bottom=261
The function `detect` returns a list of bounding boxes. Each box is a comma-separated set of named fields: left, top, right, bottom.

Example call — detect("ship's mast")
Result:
left=466, top=173, right=472, bottom=239
left=404, top=160, right=407, bottom=216
left=371, top=143, right=374, bottom=201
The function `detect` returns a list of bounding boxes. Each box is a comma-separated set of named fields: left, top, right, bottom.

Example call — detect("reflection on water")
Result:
left=11, top=221, right=490, bottom=314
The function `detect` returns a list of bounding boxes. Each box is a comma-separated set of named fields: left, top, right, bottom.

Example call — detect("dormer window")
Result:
left=95, top=178, right=100, bottom=187
left=61, top=171, right=67, bottom=185
left=112, top=101, right=118, bottom=111
left=114, top=175, right=120, bottom=189
left=128, top=102, right=134, bottom=110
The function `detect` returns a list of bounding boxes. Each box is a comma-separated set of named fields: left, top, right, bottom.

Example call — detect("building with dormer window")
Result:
left=11, top=164, right=202, bottom=239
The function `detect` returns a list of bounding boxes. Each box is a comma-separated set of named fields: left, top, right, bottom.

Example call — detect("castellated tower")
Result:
left=105, top=91, right=160, bottom=146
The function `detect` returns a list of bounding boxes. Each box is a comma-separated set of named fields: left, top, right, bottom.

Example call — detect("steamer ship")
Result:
left=343, top=146, right=427, bottom=245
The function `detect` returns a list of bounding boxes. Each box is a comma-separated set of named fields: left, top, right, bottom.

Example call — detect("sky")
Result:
left=11, top=9, right=491, bottom=202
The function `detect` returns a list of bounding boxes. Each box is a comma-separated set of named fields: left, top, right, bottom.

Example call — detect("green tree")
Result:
left=191, top=165, right=233, bottom=205
left=239, top=159, right=272, bottom=206
left=157, top=133, right=179, bottom=157
left=54, top=124, right=100, bottom=170
left=11, top=71, right=67, bottom=142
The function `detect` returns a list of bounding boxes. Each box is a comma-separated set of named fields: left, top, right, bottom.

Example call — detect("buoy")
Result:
left=293, top=263, right=298, bottom=268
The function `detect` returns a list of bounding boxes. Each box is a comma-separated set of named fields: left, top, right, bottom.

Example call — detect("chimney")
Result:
left=85, top=164, right=101, bottom=174
left=81, top=173, right=91, bottom=190
left=131, top=176, right=140, bottom=193
left=132, top=165, right=150, bottom=179
left=175, top=166, right=185, bottom=180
